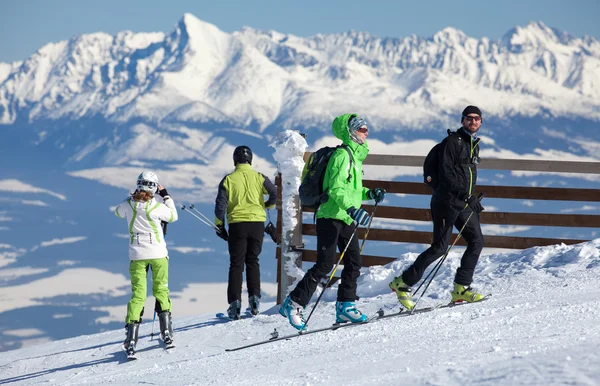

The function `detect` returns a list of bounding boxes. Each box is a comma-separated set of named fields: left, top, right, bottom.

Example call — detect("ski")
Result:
left=225, top=311, right=383, bottom=352
left=216, top=309, right=253, bottom=321
left=161, top=336, right=175, bottom=350
left=121, top=344, right=137, bottom=360
left=225, top=295, right=491, bottom=352
left=378, top=294, right=492, bottom=322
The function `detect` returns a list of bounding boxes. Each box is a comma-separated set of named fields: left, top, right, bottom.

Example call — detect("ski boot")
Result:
left=123, top=322, right=140, bottom=359
left=279, top=296, right=306, bottom=331
left=389, top=276, right=415, bottom=310
left=335, top=301, right=367, bottom=323
left=451, top=283, right=486, bottom=303
left=227, top=300, right=242, bottom=320
left=248, top=295, right=260, bottom=316
left=158, top=311, right=175, bottom=349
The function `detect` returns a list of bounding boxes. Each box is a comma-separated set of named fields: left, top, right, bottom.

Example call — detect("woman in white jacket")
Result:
left=115, top=171, right=178, bottom=354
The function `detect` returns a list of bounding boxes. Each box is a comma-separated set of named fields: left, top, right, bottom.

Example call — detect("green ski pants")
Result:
left=126, top=257, right=171, bottom=324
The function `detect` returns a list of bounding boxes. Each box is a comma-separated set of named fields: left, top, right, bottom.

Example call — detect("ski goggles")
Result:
left=137, top=180, right=158, bottom=188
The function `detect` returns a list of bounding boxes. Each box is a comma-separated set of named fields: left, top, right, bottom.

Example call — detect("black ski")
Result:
left=216, top=309, right=253, bottom=321
left=225, top=295, right=491, bottom=352
left=378, top=294, right=492, bottom=321
left=225, top=312, right=382, bottom=352
left=161, top=336, right=175, bottom=350
left=121, top=344, right=137, bottom=360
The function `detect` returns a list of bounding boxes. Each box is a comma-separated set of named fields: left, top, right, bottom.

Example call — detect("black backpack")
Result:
left=299, top=145, right=353, bottom=209
left=423, top=130, right=454, bottom=190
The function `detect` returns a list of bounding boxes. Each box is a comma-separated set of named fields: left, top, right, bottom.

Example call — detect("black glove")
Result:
left=347, top=206, right=371, bottom=226
left=366, top=188, right=386, bottom=203
left=465, top=194, right=484, bottom=214
left=264, top=221, right=277, bottom=243
left=216, top=225, right=228, bottom=241
left=158, top=188, right=169, bottom=198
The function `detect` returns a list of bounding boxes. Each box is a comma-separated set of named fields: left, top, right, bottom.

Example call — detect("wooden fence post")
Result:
left=269, top=131, right=308, bottom=304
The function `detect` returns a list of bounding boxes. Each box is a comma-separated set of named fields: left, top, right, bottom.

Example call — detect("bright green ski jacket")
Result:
left=317, top=113, right=370, bottom=225
left=214, top=163, right=277, bottom=225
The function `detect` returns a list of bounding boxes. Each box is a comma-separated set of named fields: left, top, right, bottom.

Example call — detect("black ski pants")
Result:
left=290, top=218, right=361, bottom=306
left=227, top=222, right=264, bottom=304
left=402, top=200, right=484, bottom=287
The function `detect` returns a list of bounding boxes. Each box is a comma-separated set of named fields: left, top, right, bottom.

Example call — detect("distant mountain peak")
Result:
left=501, top=20, right=579, bottom=50
left=431, top=26, right=468, bottom=44
left=177, top=12, right=224, bottom=39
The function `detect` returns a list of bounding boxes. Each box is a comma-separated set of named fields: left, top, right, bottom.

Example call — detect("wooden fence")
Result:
left=274, top=154, right=600, bottom=303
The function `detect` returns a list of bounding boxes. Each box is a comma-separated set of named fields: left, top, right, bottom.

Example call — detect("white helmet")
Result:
left=136, top=171, right=158, bottom=194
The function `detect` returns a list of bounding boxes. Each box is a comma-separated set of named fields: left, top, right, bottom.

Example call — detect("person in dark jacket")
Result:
left=389, top=105, right=486, bottom=309
left=214, top=146, right=277, bottom=320
left=279, top=114, right=386, bottom=331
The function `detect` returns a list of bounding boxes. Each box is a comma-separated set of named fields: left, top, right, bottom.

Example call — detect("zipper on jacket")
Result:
left=468, top=137, right=480, bottom=196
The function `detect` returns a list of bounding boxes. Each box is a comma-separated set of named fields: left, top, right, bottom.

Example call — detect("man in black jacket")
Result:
left=389, top=105, right=486, bottom=309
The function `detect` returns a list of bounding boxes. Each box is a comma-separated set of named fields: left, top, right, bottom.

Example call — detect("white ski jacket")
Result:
left=115, top=195, right=178, bottom=261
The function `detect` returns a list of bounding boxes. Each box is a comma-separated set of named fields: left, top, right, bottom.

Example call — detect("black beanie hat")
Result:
left=462, top=105, right=482, bottom=117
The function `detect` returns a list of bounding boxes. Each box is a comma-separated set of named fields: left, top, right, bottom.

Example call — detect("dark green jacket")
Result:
left=214, top=164, right=277, bottom=225
left=317, top=113, right=370, bottom=225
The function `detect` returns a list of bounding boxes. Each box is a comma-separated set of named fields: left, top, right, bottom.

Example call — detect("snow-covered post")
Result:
left=269, top=130, right=308, bottom=303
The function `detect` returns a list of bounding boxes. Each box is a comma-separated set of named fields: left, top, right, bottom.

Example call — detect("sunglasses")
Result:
left=356, top=126, right=368, bottom=133
left=463, top=115, right=481, bottom=122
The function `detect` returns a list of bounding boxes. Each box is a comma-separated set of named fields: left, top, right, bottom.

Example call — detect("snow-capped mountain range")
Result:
left=2, top=14, right=600, bottom=353
left=1, top=14, right=600, bottom=163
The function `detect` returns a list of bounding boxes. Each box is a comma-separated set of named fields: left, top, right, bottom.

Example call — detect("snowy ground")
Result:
left=1, top=240, right=599, bottom=386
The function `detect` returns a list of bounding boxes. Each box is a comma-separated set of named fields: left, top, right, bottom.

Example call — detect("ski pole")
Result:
left=359, top=202, right=378, bottom=255
left=412, top=193, right=484, bottom=300
left=411, top=202, right=482, bottom=314
left=189, top=204, right=218, bottom=227
left=303, top=222, right=360, bottom=331
left=410, top=211, right=472, bottom=313
left=181, top=205, right=221, bottom=231
left=150, top=310, right=156, bottom=341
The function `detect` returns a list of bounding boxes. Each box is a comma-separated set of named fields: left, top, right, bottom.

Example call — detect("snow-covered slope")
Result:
left=1, top=240, right=599, bottom=385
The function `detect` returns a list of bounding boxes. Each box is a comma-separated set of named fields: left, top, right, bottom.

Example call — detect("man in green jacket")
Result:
left=214, top=146, right=277, bottom=320
left=279, top=114, right=386, bottom=330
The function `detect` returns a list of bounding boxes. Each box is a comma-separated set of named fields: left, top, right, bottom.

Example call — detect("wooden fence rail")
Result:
left=275, top=154, right=600, bottom=302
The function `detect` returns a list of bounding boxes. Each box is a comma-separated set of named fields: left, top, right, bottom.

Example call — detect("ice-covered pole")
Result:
left=269, top=130, right=308, bottom=303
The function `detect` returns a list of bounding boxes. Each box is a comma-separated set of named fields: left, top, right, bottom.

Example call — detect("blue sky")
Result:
left=0, top=0, right=598, bottom=63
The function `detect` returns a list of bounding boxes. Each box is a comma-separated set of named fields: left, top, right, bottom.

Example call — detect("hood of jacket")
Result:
left=331, top=113, right=369, bottom=161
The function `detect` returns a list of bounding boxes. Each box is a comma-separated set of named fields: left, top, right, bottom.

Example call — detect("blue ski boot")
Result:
left=279, top=296, right=306, bottom=330
left=335, top=301, right=368, bottom=323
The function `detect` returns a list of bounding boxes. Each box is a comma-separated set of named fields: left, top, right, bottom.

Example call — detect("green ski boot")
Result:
left=389, top=276, right=415, bottom=310
left=451, top=283, right=485, bottom=303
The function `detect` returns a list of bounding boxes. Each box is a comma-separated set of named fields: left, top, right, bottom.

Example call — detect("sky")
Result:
left=1, top=237, right=599, bottom=384
left=1, top=0, right=599, bottom=63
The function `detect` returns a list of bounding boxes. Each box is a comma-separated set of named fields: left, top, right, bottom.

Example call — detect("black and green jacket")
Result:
left=214, top=163, right=277, bottom=225
left=434, top=127, right=481, bottom=209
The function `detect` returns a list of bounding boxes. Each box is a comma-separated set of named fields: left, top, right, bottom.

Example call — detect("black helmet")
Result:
left=233, top=146, right=253, bottom=165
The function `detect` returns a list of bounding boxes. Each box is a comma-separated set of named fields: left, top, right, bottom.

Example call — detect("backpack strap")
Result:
left=340, top=145, right=353, bottom=183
